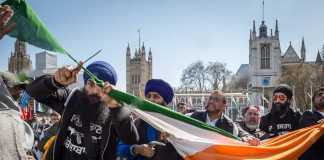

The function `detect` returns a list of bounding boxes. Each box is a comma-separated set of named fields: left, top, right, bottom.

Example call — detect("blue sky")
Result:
left=1, top=0, right=324, bottom=90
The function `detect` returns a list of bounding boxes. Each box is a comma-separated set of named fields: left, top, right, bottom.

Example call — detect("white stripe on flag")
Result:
left=127, top=106, right=243, bottom=157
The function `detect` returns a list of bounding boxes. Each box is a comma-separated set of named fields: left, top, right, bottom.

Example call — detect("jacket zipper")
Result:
left=101, top=123, right=112, bottom=160
left=52, top=106, right=68, bottom=160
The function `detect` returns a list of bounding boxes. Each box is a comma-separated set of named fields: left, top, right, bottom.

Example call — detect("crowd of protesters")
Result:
left=0, top=4, right=323, bottom=160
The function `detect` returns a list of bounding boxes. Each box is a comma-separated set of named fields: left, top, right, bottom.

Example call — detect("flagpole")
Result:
left=83, top=49, right=102, bottom=64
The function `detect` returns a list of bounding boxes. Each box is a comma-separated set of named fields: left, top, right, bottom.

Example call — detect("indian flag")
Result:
left=2, top=2, right=323, bottom=159
left=109, top=89, right=324, bottom=160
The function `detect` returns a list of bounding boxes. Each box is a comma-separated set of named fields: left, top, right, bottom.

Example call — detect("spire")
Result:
left=148, top=48, right=152, bottom=60
left=262, top=0, right=265, bottom=21
left=275, top=19, right=279, bottom=38
left=251, top=20, right=256, bottom=40
left=258, top=1, right=267, bottom=38
left=141, top=42, right=146, bottom=54
left=301, top=37, right=306, bottom=62
left=14, top=39, right=27, bottom=56
left=126, top=43, right=131, bottom=56
left=253, top=20, right=256, bottom=33
left=141, top=42, right=146, bottom=58
left=138, top=29, right=141, bottom=51
left=315, top=50, right=322, bottom=64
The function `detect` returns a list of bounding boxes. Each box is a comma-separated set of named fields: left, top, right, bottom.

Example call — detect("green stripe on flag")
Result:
left=109, top=89, right=240, bottom=140
left=1, top=0, right=66, bottom=53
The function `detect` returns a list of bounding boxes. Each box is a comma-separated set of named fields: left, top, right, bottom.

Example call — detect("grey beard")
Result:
left=245, top=123, right=259, bottom=130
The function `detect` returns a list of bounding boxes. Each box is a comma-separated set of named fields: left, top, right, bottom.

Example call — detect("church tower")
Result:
left=248, top=1, right=282, bottom=103
left=8, top=39, right=32, bottom=74
left=126, top=31, right=152, bottom=97
left=249, top=19, right=281, bottom=90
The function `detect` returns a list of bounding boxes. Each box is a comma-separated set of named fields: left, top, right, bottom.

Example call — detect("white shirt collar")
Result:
left=206, top=114, right=219, bottom=127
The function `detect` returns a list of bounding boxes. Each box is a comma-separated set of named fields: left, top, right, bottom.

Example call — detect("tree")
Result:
left=205, top=62, right=231, bottom=90
left=228, top=74, right=250, bottom=92
left=180, top=61, right=231, bottom=92
left=278, top=63, right=324, bottom=112
left=180, top=61, right=208, bottom=92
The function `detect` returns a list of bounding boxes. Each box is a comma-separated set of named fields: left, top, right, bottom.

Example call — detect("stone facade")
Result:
left=243, top=18, right=324, bottom=108
left=8, top=40, right=32, bottom=74
left=126, top=43, right=152, bottom=97
left=249, top=20, right=281, bottom=91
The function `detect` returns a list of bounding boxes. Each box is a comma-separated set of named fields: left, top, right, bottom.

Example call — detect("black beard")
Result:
left=87, top=94, right=101, bottom=104
left=83, top=88, right=101, bottom=104
left=271, top=101, right=290, bottom=116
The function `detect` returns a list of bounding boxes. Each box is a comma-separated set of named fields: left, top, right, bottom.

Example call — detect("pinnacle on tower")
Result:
left=253, top=20, right=256, bottom=33
left=315, top=50, right=322, bottom=64
left=148, top=48, right=152, bottom=60
left=126, top=43, right=131, bottom=56
left=275, top=19, right=279, bottom=38
left=141, top=42, right=146, bottom=57
left=301, top=37, right=306, bottom=61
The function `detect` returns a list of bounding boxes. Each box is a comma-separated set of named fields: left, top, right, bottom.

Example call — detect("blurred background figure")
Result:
left=298, top=87, right=324, bottom=160
left=37, top=112, right=61, bottom=159
left=176, top=102, right=188, bottom=114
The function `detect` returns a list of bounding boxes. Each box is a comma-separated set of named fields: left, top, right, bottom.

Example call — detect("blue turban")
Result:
left=83, top=61, right=117, bottom=85
left=144, top=79, right=174, bottom=104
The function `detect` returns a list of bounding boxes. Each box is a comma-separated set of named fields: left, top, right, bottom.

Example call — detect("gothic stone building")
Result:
left=126, top=43, right=152, bottom=97
left=8, top=40, right=32, bottom=74
left=243, top=19, right=324, bottom=107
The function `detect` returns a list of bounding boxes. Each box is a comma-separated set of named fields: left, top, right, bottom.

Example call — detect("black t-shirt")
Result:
left=61, top=93, right=109, bottom=160
left=260, top=108, right=301, bottom=138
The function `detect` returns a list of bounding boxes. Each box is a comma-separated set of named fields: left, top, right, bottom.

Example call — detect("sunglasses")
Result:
left=273, top=95, right=287, bottom=101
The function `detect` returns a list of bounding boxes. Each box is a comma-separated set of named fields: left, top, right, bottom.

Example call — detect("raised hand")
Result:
left=0, top=5, right=16, bottom=40
left=54, top=62, right=83, bottom=86
left=100, top=82, right=120, bottom=108
left=133, top=144, right=155, bottom=158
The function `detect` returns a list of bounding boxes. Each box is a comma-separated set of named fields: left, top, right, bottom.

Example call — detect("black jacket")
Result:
left=298, top=110, right=324, bottom=160
left=190, top=111, right=250, bottom=138
left=26, top=75, right=139, bottom=160
left=260, top=108, right=301, bottom=138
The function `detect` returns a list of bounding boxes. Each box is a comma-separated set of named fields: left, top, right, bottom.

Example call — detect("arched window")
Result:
left=261, top=44, right=270, bottom=69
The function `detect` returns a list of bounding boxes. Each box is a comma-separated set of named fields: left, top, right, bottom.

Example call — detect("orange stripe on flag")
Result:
left=185, top=123, right=324, bottom=160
